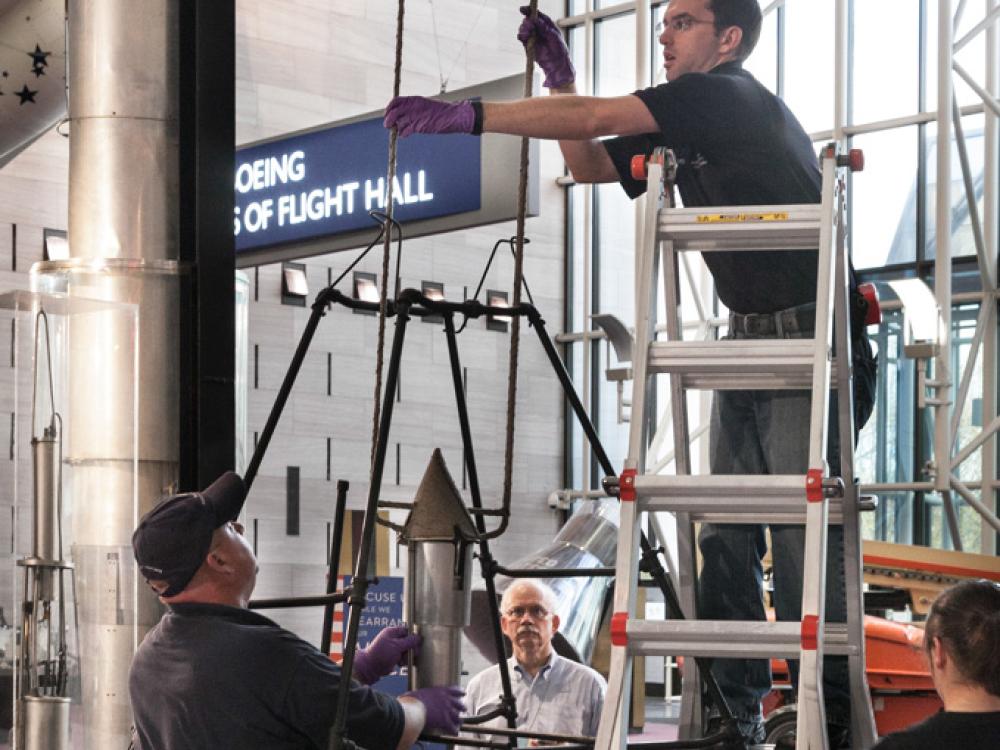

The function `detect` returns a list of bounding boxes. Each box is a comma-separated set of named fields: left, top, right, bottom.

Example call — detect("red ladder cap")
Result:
left=611, top=611, right=629, bottom=647
left=801, top=614, right=819, bottom=651
left=806, top=468, right=824, bottom=503
left=620, top=468, right=637, bottom=502
left=630, top=154, right=647, bottom=181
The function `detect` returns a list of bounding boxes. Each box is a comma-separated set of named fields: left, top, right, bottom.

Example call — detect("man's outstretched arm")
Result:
left=512, top=6, right=650, bottom=183
left=527, top=81, right=652, bottom=183
left=384, top=93, right=656, bottom=184
left=383, top=7, right=658, bottom=186
left=481, top=93, right=656, bottom=141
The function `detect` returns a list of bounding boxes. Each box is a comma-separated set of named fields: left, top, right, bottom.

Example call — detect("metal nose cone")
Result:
left=400, top=448, right=477, bottom=543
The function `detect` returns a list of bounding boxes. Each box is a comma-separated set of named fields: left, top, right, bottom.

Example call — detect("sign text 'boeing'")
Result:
left=234, top=117, right=481, bottom=253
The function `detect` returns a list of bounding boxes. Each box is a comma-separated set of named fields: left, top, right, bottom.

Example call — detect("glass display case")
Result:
left=0, top=290, right=138, bottom=750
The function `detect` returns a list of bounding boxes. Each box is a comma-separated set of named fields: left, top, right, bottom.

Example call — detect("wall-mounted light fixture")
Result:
left=421, top=281, right=444, bottom=324
left=591, top=313, right=633, bottom=363
left=43, top=229, right=69, bottom=262
left=281, top=262, right=308, bottom=307
left=888, top=278, right=942, bottom=358
left=353, top=271, right=379, bottom=315
left=591, top=313, right=634, bottom=424
left=486, top=290, right=510, bottom=332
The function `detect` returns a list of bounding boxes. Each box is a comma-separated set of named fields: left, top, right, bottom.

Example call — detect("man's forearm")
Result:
left=396, top=697, right=426, bottom=750
left=481, top=95, right=596, bottom=139
left=480, top=91, right=653, bottom=141
left=479, top=87, right=644, bottom=184
left=385, top=89, right=653, bottom=184
left=549, top=83, right=619, bottom=184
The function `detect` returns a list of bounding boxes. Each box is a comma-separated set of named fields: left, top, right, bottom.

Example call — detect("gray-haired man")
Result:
left=464, top=579, right=606, bottom=740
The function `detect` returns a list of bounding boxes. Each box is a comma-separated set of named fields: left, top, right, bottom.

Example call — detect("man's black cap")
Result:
left=132, top=471, right=248, bottom=597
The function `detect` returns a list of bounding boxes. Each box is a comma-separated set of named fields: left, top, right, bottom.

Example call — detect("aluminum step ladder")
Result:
left=593, top=144, right=877, bottom=750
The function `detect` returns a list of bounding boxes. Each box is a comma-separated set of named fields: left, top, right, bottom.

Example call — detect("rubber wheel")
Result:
left=763, top=709, right=798, bottom=747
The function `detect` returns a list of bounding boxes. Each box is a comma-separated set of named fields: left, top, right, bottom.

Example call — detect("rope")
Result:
left=367, top=0, right=536, bottom=533
left=429, top=0, right=490, bottom=93
left=369, top=0, right=406, bottom=474
left=499, top=0, right=538, bottom=524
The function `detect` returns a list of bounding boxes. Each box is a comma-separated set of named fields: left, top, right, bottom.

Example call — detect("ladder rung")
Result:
left=658, top=204, right=823, bottom=252
left=635, top=473, right=810, bottom=496
left=642, top=502, right=847, bottom=525
left=653, top=339, right=819, bottom=359
left=634, top=474, right=847, bottom=523
left=648, top=340, right=838, bottom=390
left=678, top=373, right=820, bottom=389
left=621, top=620, right=857, bottom=659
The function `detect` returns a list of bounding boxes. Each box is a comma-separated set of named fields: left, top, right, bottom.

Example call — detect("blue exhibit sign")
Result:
left=234, top=118, right=482, bottom=254
left=341, top=575, right=408, bottom=696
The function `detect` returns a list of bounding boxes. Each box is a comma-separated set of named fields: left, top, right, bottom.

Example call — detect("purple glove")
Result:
left=518, top=6, right=575, bottom=88
left=352, top=626, right=422, bottom=685
left=383, top=96, right=475, bottom=137
left=402, top=685, right=466, bottom=735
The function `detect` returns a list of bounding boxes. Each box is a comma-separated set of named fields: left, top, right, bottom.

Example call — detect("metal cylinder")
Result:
left=31, top=432, right=59, bottom=563
left=20, top=695, right=71, bottom=750
left=408, top=540, right=473, bottom=688
left=38, top=2, right=182, bottom=745
left=68, top=0, right=178, bottom=261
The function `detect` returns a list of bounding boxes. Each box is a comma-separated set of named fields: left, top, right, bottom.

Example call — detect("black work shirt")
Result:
left=871, top=709, right=1000, bottom=749
left=128, top=603, right=404, bottom=750
left=603, top=61, right=823, bottom=314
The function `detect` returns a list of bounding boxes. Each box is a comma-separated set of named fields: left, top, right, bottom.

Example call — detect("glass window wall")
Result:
left=561, top=0, right=999, bottom=552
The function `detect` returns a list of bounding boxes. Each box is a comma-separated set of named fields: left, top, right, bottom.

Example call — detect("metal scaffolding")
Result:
left=556, top=0, right=1000, bottom=556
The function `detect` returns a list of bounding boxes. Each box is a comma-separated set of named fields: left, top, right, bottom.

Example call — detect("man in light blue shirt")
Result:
left=464, top=579, right=606, bottom=740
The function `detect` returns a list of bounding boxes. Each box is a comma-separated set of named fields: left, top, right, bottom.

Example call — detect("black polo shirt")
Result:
left=871, top=710, right=1000, bottom=750
left=603, top=61, right=823, bottom=314
left=129, top=603, right=404, bottom=750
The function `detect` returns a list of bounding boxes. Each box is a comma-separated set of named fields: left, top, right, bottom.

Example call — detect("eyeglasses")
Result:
left=504, top=605, right=550, bottom=620
left=656, top=15, right=715, bottom=34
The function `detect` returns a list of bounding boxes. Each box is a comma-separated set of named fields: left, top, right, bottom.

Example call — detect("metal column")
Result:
left=934, top=1, right=954, bottom=502
left=36, top=2, right=183, bottom=747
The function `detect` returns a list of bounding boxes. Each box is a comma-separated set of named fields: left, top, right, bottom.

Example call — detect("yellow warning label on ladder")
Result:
left=695, top=211, right=790, bottom=223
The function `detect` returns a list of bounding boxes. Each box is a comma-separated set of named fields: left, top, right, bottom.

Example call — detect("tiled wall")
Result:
left=0, top=0, right=570, bottom=686
left=237, top=1, right=570, bottom=681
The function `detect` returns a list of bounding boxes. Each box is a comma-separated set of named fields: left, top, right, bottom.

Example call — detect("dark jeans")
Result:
left=696, top=323, right=869, bottom=740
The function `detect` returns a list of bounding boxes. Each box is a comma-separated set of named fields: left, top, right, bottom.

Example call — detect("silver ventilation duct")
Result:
left=465, top=499, right=618, bottom=666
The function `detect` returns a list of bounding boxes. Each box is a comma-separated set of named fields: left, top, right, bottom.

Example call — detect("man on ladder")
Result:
left=384, top=1, right=877, bottom=746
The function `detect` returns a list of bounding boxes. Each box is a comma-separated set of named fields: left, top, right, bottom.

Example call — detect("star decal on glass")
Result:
left=31, top=64, right=46, bottom=78
left=16, top=84, right=37, bottom=104
left=28, top=44, right=51, bottom=70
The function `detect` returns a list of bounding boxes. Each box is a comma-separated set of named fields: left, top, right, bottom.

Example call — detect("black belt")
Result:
left=728, top=304, right=816, bottom=337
